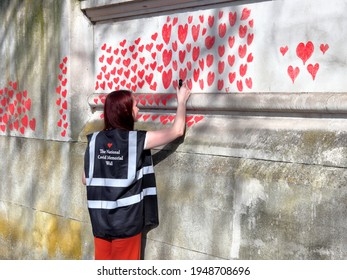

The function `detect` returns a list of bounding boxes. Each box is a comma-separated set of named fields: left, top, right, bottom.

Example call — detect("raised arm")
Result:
left=144, top=83, right=191, bottom=150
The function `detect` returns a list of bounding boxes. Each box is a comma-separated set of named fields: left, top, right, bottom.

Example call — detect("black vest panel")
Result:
left=84, top=129, right=159, bottom=239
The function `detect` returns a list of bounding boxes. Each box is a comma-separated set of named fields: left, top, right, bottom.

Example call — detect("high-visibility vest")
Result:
left=84, top=129, right=159, bottom=239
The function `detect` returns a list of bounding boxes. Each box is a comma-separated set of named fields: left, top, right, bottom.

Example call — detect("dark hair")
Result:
left=103, top=90, right=134, bottom=131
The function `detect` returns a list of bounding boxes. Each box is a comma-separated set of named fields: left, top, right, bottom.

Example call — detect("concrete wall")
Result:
left=1, top=0, right=347, bottom=260
left=0, top=0, right=94, bottom=259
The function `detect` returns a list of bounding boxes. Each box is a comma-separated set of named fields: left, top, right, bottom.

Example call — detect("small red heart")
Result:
left=138, top=80, right=145, bottom=89
left=280, top=46, right=288, bottom=56
left=239, top=64, right=248, bottom=77
left=143, top=114, right=150, bottom=121
left=129, top=45, right=135, bottom=52
left=307, top=63, right=319, bottom=80
left=247, top=33, right=254, bottom=45
left=239, top=25, right=248, bottom=38
left=218, top=45, right=225, bottom=57
left=207, top=72, right=215, bottom=87
left=132, top=52, right=138, bottom=60
left=241, top=8, right=251, bottom=20
left=228, top=36, right=235, bottom=49
left=121, top=49, right=127, bottom=57
left=247, top=53, right=254, bottom=63
left=187, top=121, right=194, bottom=127
left=162, top=49, right=172, bottom=67
left=194, top=116, right=204, bottom=123
left=218, top=61, right=224, bottom=74
left=193, top=68, right=200, bottom=82
left=120, top=39, right=126, bottom=47
left=229, top=12, right=237, bottom=27
left=14, top=120, right=19, bottom=130
left=172, top=41, right=178, bottom=52
left=192, top=25, right=200, bottom=42
left=238, top=44, right=247, bottom=58
left=237, top=80, right=243, bottom=92
left=228, top=55, right=235, bottom=67
left=205, top=36, right=215, bottom=50
left=107, top=56, right=113, bottom=65
left=21, top=115, right=28, bottom=128
left=8, top=104, right=15, bottom=115
left=320, top=44, right=329, bottom=54
left=135, top=38, right=141, bottom=45
left=2, top=114, right=9, bottom=124
left=160, top=115, right=168, bottom=125
left=218, top=23, right=226, bottom=38
left=62, top=100, right=68, bottom=110
left=199, top=15, right=204, bottom=23
left=245, top=78, right=253, bottom=89
left=29, top=118, right=36, bottom=130
left=192, top=47, right=200, bottom=62
left=145, top=43, right=153, bottom=52
left=162, top=69, right=172, bottom=89
left=287, top=65, right=300, bottom=83
left=178, top=24, right=188, bottom=44
left=150, top=82, right=157, bottom=91
left=199, top=79, right=204, bottom=90
left=24, top=99, right=31, bottom=110
left=107, top=143, right=113, bottom=148
left=218, top=79, right=224, bottom=90
left=206, top=54, right=214, bottom=67
left=208, top=15, right=214, bottom=27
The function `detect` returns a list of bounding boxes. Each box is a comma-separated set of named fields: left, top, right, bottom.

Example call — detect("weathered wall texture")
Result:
left=1, top=0, right=347, bottom=260
left=0, top=0, right=94, bottom=259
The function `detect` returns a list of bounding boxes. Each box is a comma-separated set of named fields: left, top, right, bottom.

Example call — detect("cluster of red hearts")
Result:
left=55, top=57, right=69, bottom=137
left=91, top=93, right=204, bottom=127
left=280, top=41, right=329, bottom=83
left=95, top=7, right=254, bottom=93
left=0, top=81, right=36, bottom=134
left=137, top=113, right=204, bottom=128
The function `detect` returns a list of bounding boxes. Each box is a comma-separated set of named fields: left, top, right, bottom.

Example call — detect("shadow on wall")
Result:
left=0, top=0, right=65, bottom=138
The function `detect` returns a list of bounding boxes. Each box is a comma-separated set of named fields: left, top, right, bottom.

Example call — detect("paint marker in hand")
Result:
left=178, top=79, right=183, bottom=89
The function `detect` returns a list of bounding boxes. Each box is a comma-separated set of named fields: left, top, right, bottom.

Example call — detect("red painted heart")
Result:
left=287, top=65, right=300, bottom=83
left=296, top=41, right=314, bottom=65
left=307, top=63, right=319, bottom=80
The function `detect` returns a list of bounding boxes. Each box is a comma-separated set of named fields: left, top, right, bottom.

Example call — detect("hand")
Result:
left=176, top=82, right=191, bottom=105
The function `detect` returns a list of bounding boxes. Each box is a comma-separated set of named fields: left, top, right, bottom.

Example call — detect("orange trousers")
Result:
left=94, top=233, right=142, bottom=260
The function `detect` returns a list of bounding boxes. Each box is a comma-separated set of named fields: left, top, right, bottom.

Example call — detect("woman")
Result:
left=83, top=83, right=191, bottom=260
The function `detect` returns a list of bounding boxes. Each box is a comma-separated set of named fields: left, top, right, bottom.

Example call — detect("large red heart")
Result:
left=296, top=41, right=314, bottom=65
